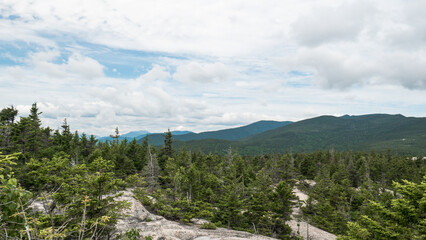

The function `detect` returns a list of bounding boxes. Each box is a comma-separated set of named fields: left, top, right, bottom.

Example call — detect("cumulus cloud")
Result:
left=173, top=62, right=233, bottom=83
left=141, top=65, right=171, bottom=83
left=67, top=54, right=105, bottom=79
left=0, top=0, right=297, bottom=57
left=5, top=0, right=425, bottom=90
left=1, top=0, right=426, bottom=136
left=20, top=50, right=105, bottom=81
left=290, top=1, right=375, bottom=47
left=277, top=43, right=426, bottom=90
left=279, top=0, right=426, bottom=89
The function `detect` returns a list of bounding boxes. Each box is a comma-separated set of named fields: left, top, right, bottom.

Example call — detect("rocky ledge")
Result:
left=31, top=188, right=336, bottom=239
left=115, top=190, right=275, bottom=240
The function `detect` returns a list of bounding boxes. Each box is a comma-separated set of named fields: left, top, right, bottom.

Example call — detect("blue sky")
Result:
left=1, top=0, right=426, bottom=136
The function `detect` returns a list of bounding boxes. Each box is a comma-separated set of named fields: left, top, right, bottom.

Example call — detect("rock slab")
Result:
left=115, top=190, right=275, bottom=240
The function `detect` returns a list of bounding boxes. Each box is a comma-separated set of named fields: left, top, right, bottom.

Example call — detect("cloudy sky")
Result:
left=1, top=0, right=426, bottom=136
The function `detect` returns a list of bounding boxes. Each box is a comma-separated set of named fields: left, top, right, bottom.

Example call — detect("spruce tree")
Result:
left=0, top=106, right=18, bottom=152
left=159, top=129, right=173, bottom=171
left=27, top=102, right=42, bottom=155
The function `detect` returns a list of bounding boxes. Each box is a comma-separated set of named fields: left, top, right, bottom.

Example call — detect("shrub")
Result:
left=122, top=228, right=140, bottom=240
left=200, top=222, right=217, bottom=230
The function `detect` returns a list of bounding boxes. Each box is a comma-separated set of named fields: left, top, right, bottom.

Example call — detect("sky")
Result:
left=1, top=0, right=426, bottom=136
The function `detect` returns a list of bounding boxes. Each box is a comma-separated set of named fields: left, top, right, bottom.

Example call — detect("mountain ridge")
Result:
left=140, top=120, right=292, bottom=145
left=174, top=114, right=426, bottom=155
left=98, top=130, right=193, bottom=142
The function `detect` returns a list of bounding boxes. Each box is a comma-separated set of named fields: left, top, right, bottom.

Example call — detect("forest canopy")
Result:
left=0, top=103, right=425, bottom=239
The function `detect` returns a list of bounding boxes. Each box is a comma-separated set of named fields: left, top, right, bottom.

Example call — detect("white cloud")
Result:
left=173, top=62, right=233, bottom=83
left=139, top=65, right=171, bottom=83
left=276, top=43, right=426, bottom=89
left=290, top=1, right=375, bottom=47
left=67, top=54, right=105, bottom=79
left=4, top=0, right=425, bottom=90
left=0, top=0, right=298, bottom=57
left=1, top=0, right=426, bottom=136
left=20, top=50, right=105, bottom=81
left=278, top=0, right=426, bottom=90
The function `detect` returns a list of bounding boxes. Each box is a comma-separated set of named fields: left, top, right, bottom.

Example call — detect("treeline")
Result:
left=0, top=103, right=425, bottom=239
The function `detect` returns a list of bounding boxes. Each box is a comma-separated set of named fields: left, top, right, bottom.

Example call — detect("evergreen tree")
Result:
left=12, top=116, right=32, bottom=156
left=110, top=126, right=120, bottom=144
left=0, top=106, right=18, bottom=153
left=126, top=138, right=147, bottom=172
left=0, top=153, right=32, bottom=238
left=71, top=130, right=81, bottom=165
left=218, top=181, right=244, bottom=228
left=80, top=133, right=90, bottom=159
left=159, top=129, right=173, bottom=171
left=88, top=134, right=98, bottom=154
left=339, top=177, right=426, bottom=240
left=60, top=118, right=73, bottom=154
left=27, top=102, right=42, bottom=155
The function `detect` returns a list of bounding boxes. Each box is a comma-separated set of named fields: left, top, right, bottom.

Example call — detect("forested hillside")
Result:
left=142, top=120, right=292, bottom=145
left=0, top=104, right=425, bottom=239
left=177, top=114, right=426, bottom=155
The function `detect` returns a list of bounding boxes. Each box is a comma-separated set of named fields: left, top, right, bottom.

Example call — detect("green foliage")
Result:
left=158, top=129, right=173, bottom=172
left=1, top=104, right=425, bottom=240
left=126, top=173, right=145, bottom=188
left=17, top=152, right=128, bottom=239
left=133, top=188, right=153, bottom=207
left=339, top=177, right=426, bottom=240
left=0, top=106, right=18, bottom=154
left=122, top=228, right=141, bottom=240
left=200, top=222, right=217, bottom=229
left=0, top=153, right=32, bottom=238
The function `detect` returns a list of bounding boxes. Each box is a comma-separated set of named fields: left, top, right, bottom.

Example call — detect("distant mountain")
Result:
left=98, top=130, right=150, bottom=142
left=178, top=120, right=293, bottom=141
left=99, top=130, right=194, bottom=143
left=141, top=120, right=292, bottom=145
left=121, top=130, right=150, bottom=139
left=177, top=114, right=426, bottom=155
left=97, top=136, right=113, bottom=142
left=171, top=131, right=193, bottom=135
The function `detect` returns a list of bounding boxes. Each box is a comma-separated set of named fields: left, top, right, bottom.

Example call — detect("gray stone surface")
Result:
left=30, top=187, right=337, bottom=240
left=115, top=190, right=276, bottom=240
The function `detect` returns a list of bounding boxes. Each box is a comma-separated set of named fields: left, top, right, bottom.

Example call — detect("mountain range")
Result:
left=98, top=130, right=192, bottom=142
left=101, top=114, right=426, bottom=155
left=175, top=114, right=426, bottom=155
left=99, top=120, right=291, bottom=143
left=141, top=120, right=292, bottom=145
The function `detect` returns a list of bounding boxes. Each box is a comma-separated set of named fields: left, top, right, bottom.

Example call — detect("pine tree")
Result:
left=126, top=138, right=147, bottom=172
left=0, top=106, right=18, bottom=152
left=110, top=126, right=120, bottom=144
left=219, top=181, right=244, bottom=228
left=339, top=177, right=426, bottom=240
left=80, top=133, right=90, bottom=159
left=12, top=116, right=32, bottom=156
left=88, top=134, right=98, bottom=154
left=159, top=129, right=173, bottom=171
left=27, top=102, right=42, bottom=155
left=71, top=130, right=81, bottom=165
left=60, top=118, right=73, bottom=153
